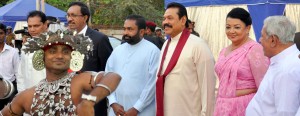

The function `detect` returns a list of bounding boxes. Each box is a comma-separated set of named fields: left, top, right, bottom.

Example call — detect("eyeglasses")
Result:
left=0, top=32, right=5, bottom=35
left=66, top=14, right=84, bottom=19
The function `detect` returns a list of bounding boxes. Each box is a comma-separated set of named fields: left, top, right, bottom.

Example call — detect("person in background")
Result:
left=14, top=31, right=24, bottom=55
left=16, top=10, right=47, bottom=93
left=214, top=8, right=269, bottom=116
left=155, top=27, right=164, bottom=39
left=0, top=23, right=19, bottom=110
left=246, top=16, right=300, bottom=116
left=187, top=19, right=200, bottom=37
left=294, top=32, right=300, bottom=50
left=5, top=26, right=15, bottom=47
left=66, top=2, right=113, bottom=115
left=156, top=2, right=216, bottom=116
left=144, top=21, right=165, bottom=49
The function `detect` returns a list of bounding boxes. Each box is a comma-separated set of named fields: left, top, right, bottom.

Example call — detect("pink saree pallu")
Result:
left=214, top=41, right=269, bottom=116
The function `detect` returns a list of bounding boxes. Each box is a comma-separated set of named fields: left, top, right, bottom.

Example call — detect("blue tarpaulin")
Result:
left=164, top=0, right=299, bottom=41
left=0, top=0, right=67, bottom=30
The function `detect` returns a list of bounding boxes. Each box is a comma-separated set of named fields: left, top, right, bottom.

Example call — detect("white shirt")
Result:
left=296, top=107, right=300, bottom=116
left=78, top=25, right=88, bottom=35
left=0, top=44, right=19, bottom=82
left=158, top=32, right=216, bottom=116
left=16, top=46, right=46, bottom=92
left=106, top=39, right=160, bottom=116
left=246, top=44, right=300, bottom=116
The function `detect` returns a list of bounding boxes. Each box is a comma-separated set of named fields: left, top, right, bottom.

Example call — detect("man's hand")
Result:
left=77, top=100, right=95, bottom=116
left=111, top=103, right=125, bottom=116
left=124, top=107, right=138, bottom=116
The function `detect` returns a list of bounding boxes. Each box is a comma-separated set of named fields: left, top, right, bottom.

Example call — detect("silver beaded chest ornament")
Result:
left=22, top=30, right=93, bottom=116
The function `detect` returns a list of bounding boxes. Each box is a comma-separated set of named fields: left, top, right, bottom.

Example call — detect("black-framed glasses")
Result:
left=65, top=14, right=83, bottom=19
left=0, top=32, right=5, bottom=35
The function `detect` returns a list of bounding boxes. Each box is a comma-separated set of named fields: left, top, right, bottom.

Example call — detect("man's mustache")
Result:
left=163, top=24, right=172, bottom=29
left=68, top=21, right=75, bottom=24
left=122, top=35, right=131, bottom=39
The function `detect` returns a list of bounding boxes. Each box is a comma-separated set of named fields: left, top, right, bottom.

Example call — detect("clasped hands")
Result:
left=111, top=103, right=138, bottom=116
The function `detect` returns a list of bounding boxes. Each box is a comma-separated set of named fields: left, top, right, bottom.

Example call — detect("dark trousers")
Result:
left=94, top=98, right=108, bottom=116
left=0, top=80, right=17, bottom=110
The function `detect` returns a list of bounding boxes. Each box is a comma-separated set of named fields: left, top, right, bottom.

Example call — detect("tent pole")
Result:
left=41, top=0, right=45, bottom=13
left=36, top=0, right=40, bottom=11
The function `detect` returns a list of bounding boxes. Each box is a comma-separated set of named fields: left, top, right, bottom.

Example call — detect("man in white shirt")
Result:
left=16, top=11, right=47, bottom=92
left=0, top=23, right=19, bottom=110
left=106, top=14, right=160, bottom=116
left=246, top=16, right=300, bottom=116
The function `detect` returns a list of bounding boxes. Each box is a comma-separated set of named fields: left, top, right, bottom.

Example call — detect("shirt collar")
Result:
left=270, top=44, right=297, bottom=65
left=170, top=31, right=183, bottom=41
left=1, top=44, right=10, bottom=53
left=78, top=25, right=88, bottom=35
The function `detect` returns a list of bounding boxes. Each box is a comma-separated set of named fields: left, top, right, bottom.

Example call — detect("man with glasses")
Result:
left=0, top=23, right=19, bottom=110
left=66, top=2, right=113, bottom=115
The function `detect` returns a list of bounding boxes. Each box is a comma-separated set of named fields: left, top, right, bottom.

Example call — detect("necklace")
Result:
left=31, top=72, right=77, bottom=116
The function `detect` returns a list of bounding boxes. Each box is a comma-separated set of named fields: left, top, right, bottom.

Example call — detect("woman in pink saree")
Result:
left=214, top=8, right=269, bottom=116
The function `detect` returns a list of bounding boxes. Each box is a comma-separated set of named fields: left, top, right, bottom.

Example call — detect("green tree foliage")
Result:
left=46, top=0, right=164, bottom=27
left=1, top=0, right=13, bottom=7
left=46, top=0, right=76, bottom=12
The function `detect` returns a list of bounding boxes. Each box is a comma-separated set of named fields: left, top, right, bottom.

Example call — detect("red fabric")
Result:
left=68, top=69, right=73, bottom=73
left=156, top=28, right=190, bottom=116
left=146, top=21, right=156, bottom=27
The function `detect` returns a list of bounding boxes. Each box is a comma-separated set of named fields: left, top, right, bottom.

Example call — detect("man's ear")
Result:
left=139, top=29, right=145, bottom=37
left=43, top=23, right=47, bottom=31
left=181, top=16, right=187, bottom=26
left=84, top=15, right=89, bottom=23
left=271, top=35, right=279, bottom=47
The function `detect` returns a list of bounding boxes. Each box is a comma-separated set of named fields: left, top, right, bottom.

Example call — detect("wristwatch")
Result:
left=81, top=94, right=97, bottom=103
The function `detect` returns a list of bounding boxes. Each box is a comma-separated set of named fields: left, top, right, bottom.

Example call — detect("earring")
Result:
left=32, top=50, right=45, bottom=71
left=70, top=51, right=84, bottom=72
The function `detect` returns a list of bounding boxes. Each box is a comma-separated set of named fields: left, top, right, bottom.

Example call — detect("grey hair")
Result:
left=263, top=16, right=296, bottom=44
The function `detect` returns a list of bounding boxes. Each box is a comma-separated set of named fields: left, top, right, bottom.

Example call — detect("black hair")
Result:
left=227, top=8, right=252, bottom=26
left=125, top=15, right=146, bottom=30
left=294, top=32, right=300, bottom=50
left=69, top=2, right=90, bottom=23
left=166, top=2, right=189, bottom=28
left=147, top=25, right=156, bottom=32
left=187, top=19, right=192, bottom=24
left=27, top=10, right=47, bottom=23
left=0, top=23, right=6, bottom=33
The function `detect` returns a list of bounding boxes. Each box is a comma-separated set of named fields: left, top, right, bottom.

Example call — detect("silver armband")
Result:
left=93, top=71, right=105, bottom=85
left=96, top=83, right=112, bottom=94
left=81, top=94, right=97, bottom=103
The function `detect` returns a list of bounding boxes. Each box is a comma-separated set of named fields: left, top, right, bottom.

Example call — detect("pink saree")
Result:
left=214, top=40, right=269, bottom=116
